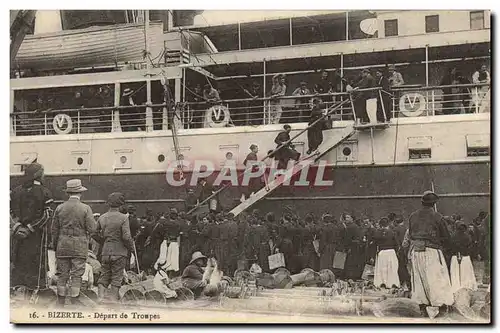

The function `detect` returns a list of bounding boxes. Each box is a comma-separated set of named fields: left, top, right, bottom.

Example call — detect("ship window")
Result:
left=158, top=154, right=166, bottom=162
left=466, top=134, right=489, bottom=157
left=71, top=151, right=89, bottom=171
left=470, top=11, right=485, bottom=30
left=408, top=136, right=432, bottom=160
left=384, top=19, right=398, bottom=37
left=337, top=141, right=358, bottom=162
left=409, top=149, right=432, bottom=160
left=425, top=15, right=439, bottom=33
left=114, top=149, right=133, bottom=169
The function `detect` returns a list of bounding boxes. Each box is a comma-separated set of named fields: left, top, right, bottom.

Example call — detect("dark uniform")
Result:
left=274, top=127, right=300, bottom=169
left=408, top=191, right=453, bottom=312
left=10, top=163, right=53, bottom=290
left=307, top=103, right=327, bottom=154
left=52, top=179, right=96, bottom=305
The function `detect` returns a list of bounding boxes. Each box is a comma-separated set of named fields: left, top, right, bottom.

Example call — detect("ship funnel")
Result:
left=34, top=10, right=62, bottom=35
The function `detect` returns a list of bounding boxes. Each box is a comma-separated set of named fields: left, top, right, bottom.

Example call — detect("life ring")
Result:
left=52, top=113, right=73, bottom=134
left=204, top=105, right=230, bottom=128
left=399, top=92, right=426, bottom=117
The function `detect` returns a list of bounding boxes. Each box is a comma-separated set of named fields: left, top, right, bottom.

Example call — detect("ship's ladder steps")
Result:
left=229, top=123, right=356, bottom=217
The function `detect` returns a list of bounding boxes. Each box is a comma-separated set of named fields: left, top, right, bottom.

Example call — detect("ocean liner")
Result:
left=10, top=10, right=490, bottom=220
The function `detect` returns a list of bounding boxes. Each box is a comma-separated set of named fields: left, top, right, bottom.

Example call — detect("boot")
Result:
left=98, top=284, right=107, bottom=303
left=419, top=304, right=427, bottom=317
left=110, top=285, right=120, bottom=303
left=70, top=296, right=81, bottom=305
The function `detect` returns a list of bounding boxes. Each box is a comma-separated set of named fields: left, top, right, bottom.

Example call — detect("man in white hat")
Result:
left=51, top=179, right=97, bottom=307
left=181, top=251, right=208, bottom=296
left=408, top=190, right=453, bottom=317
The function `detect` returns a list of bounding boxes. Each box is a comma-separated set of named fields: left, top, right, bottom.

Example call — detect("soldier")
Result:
left=10, top=162, right=53, bottom=292
left=408, top=191, right=453, bottom=317
left=51, top=179, right=96, bottom=306
left=93, top=192, right=134, bottom=302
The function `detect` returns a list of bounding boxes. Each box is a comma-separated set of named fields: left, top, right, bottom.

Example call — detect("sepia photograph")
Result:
left=9, top=8, right=491, bottom=324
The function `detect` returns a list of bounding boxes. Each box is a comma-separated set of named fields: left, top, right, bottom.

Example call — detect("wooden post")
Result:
left=238, top=22, right=242, bottom=50
left=345, top=11, right=349, bottom=41
left=10, top=89, right=15, bottom=136
left=289, top=18, right=293, bottom=45
left=113, top=82, right=122, bottom=132
left=263, top=59, right=267, bottom=124
left=146, top=80, right=154, bottom=131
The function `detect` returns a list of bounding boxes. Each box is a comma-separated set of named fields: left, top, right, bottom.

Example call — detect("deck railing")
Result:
left=10, top=83, right=490, bottom=137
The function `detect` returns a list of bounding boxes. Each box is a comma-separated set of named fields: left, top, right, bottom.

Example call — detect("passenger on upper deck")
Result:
left=187, top=84, right=204, bottom=128
left=472, top=64, right=491, bottom=85
left=243, top=81, right=264, bottom=125
left=440, top=67, right=472, bottom=115
left=269, top=74, right=287, bottom=124
left=472, top=64, right=490, bottom=113
left=203, top=84, right=221, bottom=105
left=375, top=68, right=391, bottom=122
left=388, top=65, right=404, bottom=88
left=292, top=81, right=312, bottom=122
left=120, top=88, right=144, bottom=132
left=350, top=68, right=377, bottom=124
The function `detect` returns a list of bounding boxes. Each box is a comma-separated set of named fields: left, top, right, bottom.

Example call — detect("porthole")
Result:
left=77, top=157, right=84, bottom=165
left=158, top=154, right=166, bottom=162
left=342, top=147, right=352, bottom=156
left=120, top=156, right=127, bottom=164
left=225, top=152, right=233, bottom=160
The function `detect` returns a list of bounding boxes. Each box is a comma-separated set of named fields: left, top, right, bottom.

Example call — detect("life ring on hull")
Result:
left=399, top=92, right=426, bottom=117
left=52, top=114, right=73, bottom=134
left=204, top=105, right=230, bottom=128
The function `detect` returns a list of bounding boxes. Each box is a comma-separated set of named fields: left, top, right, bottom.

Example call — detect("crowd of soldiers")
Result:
left=10, top=162, right=490, bottom=317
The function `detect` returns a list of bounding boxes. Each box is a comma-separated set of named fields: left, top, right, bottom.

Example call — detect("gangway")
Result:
left=187, top=87, right=390, bottom=217
left=229, top=123, right=356, bottom=217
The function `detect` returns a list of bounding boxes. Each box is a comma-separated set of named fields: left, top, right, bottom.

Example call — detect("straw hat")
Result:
left=64, top=179, right=87, bottom=193
left=122, top=88, right=134, bottom=97
left=189, top=251, right=207, bottom=264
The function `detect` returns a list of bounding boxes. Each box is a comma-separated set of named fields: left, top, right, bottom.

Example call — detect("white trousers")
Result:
left=450, top=255, right=477, bottom=294
left=374, top=249, right=400, bottom=288
left=411, top=248, right=454, bottom=306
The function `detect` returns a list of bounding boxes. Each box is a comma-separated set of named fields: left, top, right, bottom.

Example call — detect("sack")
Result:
left=361, top=264, right=375, bottom=280
left=333, top=251, right=347, bottom=270
left=268, top=253, right=286, bottom=270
